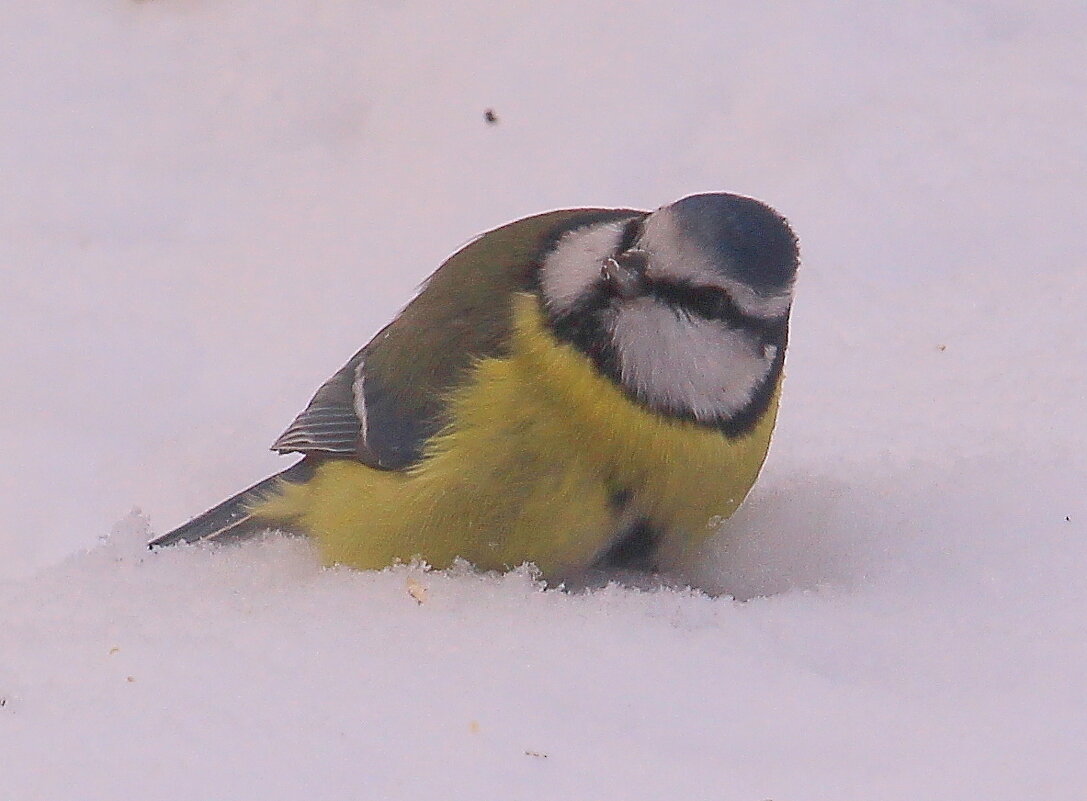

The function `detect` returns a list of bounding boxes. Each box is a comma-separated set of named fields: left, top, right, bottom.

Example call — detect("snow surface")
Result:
left=2, top=1, right=1086, bottom=799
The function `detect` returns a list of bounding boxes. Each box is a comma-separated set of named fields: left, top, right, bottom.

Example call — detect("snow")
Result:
left=2, top=1, right=1086, bottom=798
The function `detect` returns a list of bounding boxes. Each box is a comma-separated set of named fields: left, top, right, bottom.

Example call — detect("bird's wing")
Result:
left=272, top=208, right=640, bottom=470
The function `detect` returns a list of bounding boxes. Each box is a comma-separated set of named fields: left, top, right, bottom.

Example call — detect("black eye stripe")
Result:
left=549, top=274, right=785, bottom=343
left=643, top=279, right=785, bottom=339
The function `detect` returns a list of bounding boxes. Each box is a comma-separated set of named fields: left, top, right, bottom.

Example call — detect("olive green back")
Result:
left=272, top=207, right=639, bottom=469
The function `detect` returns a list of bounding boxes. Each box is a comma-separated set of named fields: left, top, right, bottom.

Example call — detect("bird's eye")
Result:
left=614, top=250, right=649, bottom=274
left=601, top=253, right=648, bottom=299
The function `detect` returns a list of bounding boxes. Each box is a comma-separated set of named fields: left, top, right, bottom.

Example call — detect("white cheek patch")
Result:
left=538, top=220, right=630, bottom=314
left=638, top=207, right=793, bottom=319
left=609, top=299, right=774, bottom=422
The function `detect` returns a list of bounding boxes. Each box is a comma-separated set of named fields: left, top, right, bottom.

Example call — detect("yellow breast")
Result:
left=255, top=293, right=781, bottom=578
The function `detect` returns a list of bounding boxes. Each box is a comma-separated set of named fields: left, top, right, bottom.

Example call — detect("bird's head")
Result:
left=538, top=192, right=799, bottom=435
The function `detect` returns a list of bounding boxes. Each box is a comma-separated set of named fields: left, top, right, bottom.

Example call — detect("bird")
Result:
left=150, top=192, right=799, bottom=583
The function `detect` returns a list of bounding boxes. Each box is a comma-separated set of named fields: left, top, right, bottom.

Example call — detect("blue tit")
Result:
left=150, top=193, right=799, bottom=581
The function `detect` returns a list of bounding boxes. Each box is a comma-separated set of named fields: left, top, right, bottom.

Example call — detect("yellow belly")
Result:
left=254, top=293, right=781, bottom=578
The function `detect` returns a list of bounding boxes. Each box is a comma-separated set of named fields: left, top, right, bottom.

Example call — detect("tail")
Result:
left=148, top=460, right=314, bottom=548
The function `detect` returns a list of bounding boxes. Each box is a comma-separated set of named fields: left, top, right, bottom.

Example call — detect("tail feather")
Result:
left=149, top=460, right=313, bottom=548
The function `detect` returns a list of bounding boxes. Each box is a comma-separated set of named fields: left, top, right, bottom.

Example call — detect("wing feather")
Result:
left=270, top=208, right=640, bottom=470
